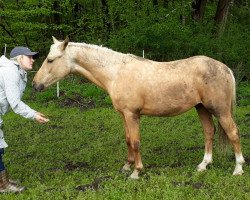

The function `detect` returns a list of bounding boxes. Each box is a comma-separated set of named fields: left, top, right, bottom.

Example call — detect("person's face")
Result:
left=19, top=55, right=34, bottom=71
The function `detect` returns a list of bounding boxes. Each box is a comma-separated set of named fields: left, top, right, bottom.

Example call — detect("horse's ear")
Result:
left=52, top=36, right=59, bottom=44
left=64, top=36, right=69, bottom=46
left=63, top=36, right=69, bottom=50
left=60, top=36, right=69, bottom=51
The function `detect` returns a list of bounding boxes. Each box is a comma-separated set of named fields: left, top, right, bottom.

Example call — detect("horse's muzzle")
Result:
left=32, top=81, right=45, bottom=92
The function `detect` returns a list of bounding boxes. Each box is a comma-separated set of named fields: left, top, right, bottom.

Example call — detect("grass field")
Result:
left=0, top=80, right=249, bottom=200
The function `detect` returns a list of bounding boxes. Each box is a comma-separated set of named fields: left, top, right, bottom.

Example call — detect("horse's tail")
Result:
left=218, top=122, right=229, bottom=153
left=230, top=68, right=237, bottom=114
left=218, top=68, right=236, bottom=152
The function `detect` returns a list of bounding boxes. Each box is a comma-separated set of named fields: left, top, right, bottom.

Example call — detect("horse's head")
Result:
left=33, top=36, right=70, bottom=91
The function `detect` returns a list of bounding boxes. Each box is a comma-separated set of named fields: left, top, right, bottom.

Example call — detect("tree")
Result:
left=191, top=0, right=207, bottom=21
left=214, top=0, right=232, bottom=35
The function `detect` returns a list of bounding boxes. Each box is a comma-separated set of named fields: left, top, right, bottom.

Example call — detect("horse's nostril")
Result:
left=32, top=82, right=44, bottom=92
left=37, top=84, right=45, bottom=92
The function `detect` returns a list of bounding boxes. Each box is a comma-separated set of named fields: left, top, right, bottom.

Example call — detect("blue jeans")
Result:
left=0, top=148, right=5, bottom=172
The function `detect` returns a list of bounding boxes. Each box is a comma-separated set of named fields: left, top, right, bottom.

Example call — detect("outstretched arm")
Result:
left=35, top=112, right=49, bottom=123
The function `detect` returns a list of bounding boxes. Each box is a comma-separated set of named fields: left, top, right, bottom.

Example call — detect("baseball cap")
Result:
left=10, top=46, right=38, bottom=59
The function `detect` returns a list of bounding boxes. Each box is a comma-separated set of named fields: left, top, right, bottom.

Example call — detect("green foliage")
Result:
left=237, top=81, right=250, bottom=106
left=0, top=0, right=249, bottom=81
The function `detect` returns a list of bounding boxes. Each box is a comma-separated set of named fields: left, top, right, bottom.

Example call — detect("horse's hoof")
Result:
left=233, top=170, right=244, bottom=176
left=197, top=168, right=206, bottom=172
left=120, top=168, right=130, bottom=174
left=129, top=174, right=139, bottom=180
left=197, top=165, right=206, bottom=172
left=121, top=163, right=131, bottom=172
left=233, top=164, right=244, bottom=175
left=129, top=170, right=139, bottom=180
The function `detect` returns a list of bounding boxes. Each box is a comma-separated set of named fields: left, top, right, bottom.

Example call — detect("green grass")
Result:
left=0, top=81, right=249, bottom=199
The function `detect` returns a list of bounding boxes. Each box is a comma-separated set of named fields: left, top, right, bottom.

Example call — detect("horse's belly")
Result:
left=141, top=102, right=194, bottom=116
left=140, top=91, right=200, bottom=116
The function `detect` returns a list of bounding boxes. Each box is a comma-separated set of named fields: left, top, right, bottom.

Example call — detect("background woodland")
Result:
left=0, top=0, right=249, bottom=82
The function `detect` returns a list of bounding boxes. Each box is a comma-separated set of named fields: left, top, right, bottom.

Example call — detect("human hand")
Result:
left=35, top=112, right=50, bottom=123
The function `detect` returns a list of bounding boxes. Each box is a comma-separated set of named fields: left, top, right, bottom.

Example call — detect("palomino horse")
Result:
left=33, top=37, right=245, bottom=179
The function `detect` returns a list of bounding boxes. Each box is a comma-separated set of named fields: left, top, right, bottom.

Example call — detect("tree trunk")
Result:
left=214, top=0, right=232, bottom=35
left=191, top=0, right=207, bottom=21
left=214, top=0, right=231, bottom=24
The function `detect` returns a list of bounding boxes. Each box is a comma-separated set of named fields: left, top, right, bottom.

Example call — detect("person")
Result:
left=0, top=46, right=49, bottom=193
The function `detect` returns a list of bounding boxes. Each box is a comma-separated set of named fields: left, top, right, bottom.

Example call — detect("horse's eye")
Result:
left=47, top=59, right=53, bottom=63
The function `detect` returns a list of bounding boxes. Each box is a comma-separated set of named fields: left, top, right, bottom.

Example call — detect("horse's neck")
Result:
left=71, top=45, right=125, bottom=92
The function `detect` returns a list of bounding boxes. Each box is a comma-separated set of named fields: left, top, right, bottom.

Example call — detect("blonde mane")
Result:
left=68, top=42, right=148, bottom=67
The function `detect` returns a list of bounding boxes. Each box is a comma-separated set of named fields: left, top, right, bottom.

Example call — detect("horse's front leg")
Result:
left=123, top=111, right=143, bottom=179
left=120, top=114, right=135, bottom=172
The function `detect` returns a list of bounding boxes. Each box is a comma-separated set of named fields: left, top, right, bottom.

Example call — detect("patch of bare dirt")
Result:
left=58, top=93, right=96, bottom=110
left=75, top=176, right=112, bottom=192
left=64, top=161, right=92, bottom=171
left=172, top=181, right=206, bottom=189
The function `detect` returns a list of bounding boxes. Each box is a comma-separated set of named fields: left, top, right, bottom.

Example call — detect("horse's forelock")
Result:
left=48, top=43, right=64, bottom=59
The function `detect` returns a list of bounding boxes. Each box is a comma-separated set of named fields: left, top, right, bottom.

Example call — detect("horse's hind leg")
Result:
left=196, top=104, right=215, bottom=172
left=218, top=115, right=245, bottom=175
